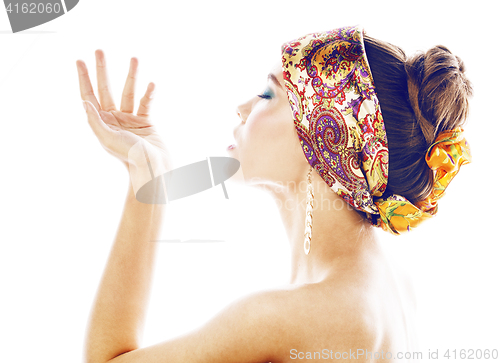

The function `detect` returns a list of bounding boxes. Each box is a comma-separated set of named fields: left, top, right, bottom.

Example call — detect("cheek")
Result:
left=246, top=106, right=290, bottom=152
left=238, top=111, right=273, bottom=175
left=244, top=105, right=301, bottom=168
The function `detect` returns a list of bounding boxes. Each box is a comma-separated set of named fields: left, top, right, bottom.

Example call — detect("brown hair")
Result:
left=363, top=34, right=473, bottom=204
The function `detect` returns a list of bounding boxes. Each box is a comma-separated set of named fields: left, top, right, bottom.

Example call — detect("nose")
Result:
left=236, top=107, right=245, bottom=124
left=234, top=97, right=254, bottom=140
left=236, top=98, right=253, bottom=124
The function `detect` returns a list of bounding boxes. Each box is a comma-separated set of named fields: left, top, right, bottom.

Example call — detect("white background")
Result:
left=0, top=0, right=498, bottom=361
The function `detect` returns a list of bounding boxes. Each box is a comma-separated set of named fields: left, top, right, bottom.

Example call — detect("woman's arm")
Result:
left=84, top=179, right=166, bottom=363
left=77, top=51, right=171, bottom=362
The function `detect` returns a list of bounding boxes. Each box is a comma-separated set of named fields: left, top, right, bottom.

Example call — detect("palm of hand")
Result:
left=76, top=50, right=172, bottom=172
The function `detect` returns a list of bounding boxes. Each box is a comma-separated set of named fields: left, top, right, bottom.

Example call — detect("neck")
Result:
left=262, top=170, right=381, bottom=285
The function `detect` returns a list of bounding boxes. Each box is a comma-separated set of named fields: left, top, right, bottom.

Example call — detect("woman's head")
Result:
left=231, top=25, right=472, bottom=234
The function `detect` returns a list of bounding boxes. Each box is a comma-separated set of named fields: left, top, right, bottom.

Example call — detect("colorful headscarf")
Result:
left=280, top=25, right=471, bottom=234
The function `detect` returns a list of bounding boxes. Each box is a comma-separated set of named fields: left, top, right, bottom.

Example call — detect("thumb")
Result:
left=82, top=100, right=114, bottom=142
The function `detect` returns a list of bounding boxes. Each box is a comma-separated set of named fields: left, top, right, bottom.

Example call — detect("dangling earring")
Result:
left=304, top=165, right=314, bottom=255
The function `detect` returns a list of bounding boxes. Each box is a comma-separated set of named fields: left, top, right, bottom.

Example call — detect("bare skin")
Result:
left=77, top=52, right=417, bottom=363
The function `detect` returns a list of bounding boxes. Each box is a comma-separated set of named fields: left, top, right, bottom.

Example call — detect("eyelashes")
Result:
left=257, top=88, right=274, bottom=100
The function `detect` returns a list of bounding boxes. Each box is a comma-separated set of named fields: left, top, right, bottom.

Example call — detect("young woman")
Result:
left=76, top=25, right=472, bottom=362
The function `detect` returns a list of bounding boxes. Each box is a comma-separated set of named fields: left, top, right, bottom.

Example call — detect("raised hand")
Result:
left=76, top=50, right=173, bottom=190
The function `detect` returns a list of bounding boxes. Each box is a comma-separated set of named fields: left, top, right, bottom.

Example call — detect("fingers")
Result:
left=76, top=60, right=101, bottom=112
left=120, top=57, right=139, bottom=113
left=137, top=82, right=155, bottom=117
left=82, top=100, right=116, bottom=145
left=78, top=51, right=154, bottom=120
left=95, top=49, right=117, bottom=112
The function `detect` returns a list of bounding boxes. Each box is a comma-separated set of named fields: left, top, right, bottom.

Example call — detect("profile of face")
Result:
left=229, top=63, right=310, bottom=189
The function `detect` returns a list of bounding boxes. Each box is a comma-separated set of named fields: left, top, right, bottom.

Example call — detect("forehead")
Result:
left=270, top=62, right=284, bottom=83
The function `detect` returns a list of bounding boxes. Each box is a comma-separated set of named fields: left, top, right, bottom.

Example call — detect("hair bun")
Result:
left=405, top=45, right=473, bottom=146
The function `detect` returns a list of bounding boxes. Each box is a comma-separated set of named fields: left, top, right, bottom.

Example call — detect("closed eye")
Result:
left=257, top=88, right=274, bottom=100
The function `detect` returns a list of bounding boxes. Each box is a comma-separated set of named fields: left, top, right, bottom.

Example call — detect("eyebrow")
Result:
left=268, top=73, right=283, bottom=89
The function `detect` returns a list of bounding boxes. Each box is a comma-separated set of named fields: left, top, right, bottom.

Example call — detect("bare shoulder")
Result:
left=213, top=282, right=382, bottom=354
left=261, top=267, right=418, bottom=356
left=252, top=281, right=385, bottom=353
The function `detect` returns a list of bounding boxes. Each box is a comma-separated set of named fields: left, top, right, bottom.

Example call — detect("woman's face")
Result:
left=229, top=63, right=309, bottom=188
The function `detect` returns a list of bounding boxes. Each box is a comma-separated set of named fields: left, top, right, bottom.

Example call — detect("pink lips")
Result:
left=227, top=144, right=236, bottom=151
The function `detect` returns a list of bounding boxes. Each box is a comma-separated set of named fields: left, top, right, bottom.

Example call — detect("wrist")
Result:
left=125, top=139, right=173, bottom=205
left=127, top=162, right=170, bottom=205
